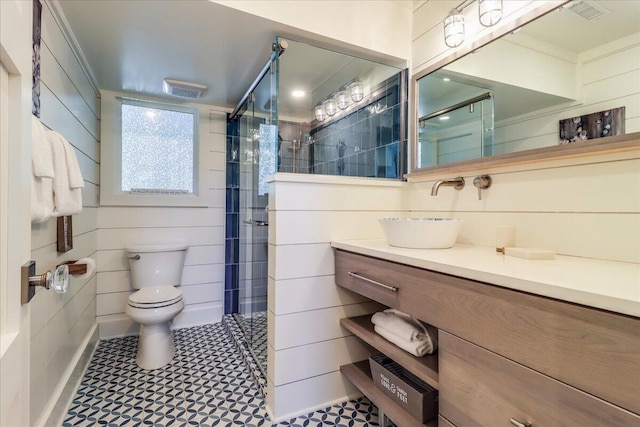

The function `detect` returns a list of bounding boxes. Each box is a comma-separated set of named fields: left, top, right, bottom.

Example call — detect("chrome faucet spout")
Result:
left=431, top=177, right=465, bottom=196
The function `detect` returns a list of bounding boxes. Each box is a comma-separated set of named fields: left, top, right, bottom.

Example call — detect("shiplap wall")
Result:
left=410, top=0, right=640, bottom=265
left=266, top=174, right=406, bottom=421
left=96, top=108, right=227, bottom=339
left=29, top=1, right=100, bottom=425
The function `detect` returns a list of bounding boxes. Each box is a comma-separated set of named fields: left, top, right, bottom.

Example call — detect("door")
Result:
left=236, top=61, right=277, bottom=374
left=1, top=1, right=34, bottom=425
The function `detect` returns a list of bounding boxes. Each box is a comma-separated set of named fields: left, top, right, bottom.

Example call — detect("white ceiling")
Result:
left=59, top=0, right=638, bottom=116
left=58, top=0, right=408, bottom=113
left=57, top=0, right=312, bottom=109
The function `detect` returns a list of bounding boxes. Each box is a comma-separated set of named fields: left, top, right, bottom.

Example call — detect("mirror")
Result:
left=413, top=1, right=640, bottom=171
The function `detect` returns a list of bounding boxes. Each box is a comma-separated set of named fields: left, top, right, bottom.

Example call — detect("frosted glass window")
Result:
left=121, top=101, right=197, bottom=193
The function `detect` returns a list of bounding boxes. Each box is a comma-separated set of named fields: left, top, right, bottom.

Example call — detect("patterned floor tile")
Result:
left=64, top=321, right=383, bottom=427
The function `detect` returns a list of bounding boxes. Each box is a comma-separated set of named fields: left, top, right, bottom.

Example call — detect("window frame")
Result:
left=100, top=91, right=208, bottom=207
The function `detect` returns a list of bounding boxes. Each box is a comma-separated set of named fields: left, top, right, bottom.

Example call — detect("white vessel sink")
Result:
left=378, top=217, right=462, bottom=249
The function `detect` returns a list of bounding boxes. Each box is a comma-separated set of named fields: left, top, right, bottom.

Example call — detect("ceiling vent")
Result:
left=162, top=78, right=208, bottom=99
left=564, top=1, right=611, bottom=21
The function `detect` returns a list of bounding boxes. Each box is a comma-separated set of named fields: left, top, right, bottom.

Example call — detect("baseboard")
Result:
left=268, top=392, right=364, bottom=423
left=37, top=324, right=99, bottom=427
left=98, top=302, right=223, bottom=339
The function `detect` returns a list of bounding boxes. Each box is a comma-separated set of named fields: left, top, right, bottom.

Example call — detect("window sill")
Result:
left=99, top=192, right=208, bottom=208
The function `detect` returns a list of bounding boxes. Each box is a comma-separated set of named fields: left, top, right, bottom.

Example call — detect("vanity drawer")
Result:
left=439, top=332, right=640, bottom=427
left=334, top=249, right=640, bottom=415
left=335, top=250, right=401, bottom=307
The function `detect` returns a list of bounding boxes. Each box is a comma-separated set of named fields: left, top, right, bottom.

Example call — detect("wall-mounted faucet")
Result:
left=431, top=177, right=465, bottom=196
left=473, top=174, right=492, bottom=200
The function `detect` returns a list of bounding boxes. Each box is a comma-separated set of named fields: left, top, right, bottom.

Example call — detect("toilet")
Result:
left=125, top=243, right=187, bottom=370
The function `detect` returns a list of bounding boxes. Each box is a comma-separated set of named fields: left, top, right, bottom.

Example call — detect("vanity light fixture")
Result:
left=313, top=78, right=365, bottom=123
left=336, top=89, right=350, bottom=110
left=444, top=8, right=465, bottom=48
left=323, top=97, right=337, bottom=117
left=349, top=80, right=364, bottom=102
left=443, top=0, right=503, bottom=48
left=478, top=0, right=503, bottom=27
left=314, top=104, right=326, bottom=122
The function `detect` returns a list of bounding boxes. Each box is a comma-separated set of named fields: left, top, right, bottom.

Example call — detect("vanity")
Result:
left=332, top=240, right=640, bottom=427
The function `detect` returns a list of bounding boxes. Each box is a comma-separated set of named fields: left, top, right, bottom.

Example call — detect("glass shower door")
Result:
left=237, top=62, right=277, bottom=374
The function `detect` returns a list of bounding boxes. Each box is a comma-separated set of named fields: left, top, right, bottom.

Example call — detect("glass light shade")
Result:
left=323, top=98, right=337, bottom=116
left=336, top=90, right=350, bottom=110
left=314, top=104, right=326, bottom=122
left=350, top=81, right=364, bottom=102
left=444, top=9, right=465, bottom=48
left=479, top=0, right=502, bottom=27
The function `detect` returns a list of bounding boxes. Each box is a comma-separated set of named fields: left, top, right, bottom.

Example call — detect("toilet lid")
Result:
left=129, top=286, right=182, bottom=306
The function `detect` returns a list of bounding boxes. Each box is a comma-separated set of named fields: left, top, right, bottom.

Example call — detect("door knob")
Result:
left=22, top=261, right=69, bottom=304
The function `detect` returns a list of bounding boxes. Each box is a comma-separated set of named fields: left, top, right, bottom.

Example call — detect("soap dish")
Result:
left=505, top=247, right=555, bottom=260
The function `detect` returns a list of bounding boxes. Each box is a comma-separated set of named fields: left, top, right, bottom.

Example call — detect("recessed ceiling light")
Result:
left=443, top=77, right=451, bottom=82
left=439, top=116, right=450, bottom=121
left=292, top=90, right=305, bottom=98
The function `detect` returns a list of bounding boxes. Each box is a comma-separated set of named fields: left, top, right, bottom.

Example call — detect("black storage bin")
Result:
left=369, top=354, right=438, bottom=423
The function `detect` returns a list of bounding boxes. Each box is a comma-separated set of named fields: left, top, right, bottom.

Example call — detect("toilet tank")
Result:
left=126, top=244, right=188, bottom=288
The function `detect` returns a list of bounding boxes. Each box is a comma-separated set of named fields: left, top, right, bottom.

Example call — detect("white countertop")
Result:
left=331, top=239, right=640, bottom=318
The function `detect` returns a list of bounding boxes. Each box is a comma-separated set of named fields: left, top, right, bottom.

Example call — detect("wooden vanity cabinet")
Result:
left=439, top=331, right=639, bottom=426
left=335, top=249, right=640, bottom=426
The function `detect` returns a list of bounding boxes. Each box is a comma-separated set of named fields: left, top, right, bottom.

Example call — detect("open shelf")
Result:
left=341, top=361, right=438, bottom=427
left=340, top=315, right=439, bottom=390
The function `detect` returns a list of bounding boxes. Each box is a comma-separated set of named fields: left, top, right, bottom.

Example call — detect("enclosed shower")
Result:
left=225, top=37, right=407, bottom=374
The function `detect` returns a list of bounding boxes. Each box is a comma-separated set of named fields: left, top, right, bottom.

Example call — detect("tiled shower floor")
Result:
left=63, top=321, right=381, bottom=426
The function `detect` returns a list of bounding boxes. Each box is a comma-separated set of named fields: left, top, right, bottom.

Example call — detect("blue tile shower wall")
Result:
left=225, top=117, right=240, bottom=315
left=310, top=75, right=406, bottom=179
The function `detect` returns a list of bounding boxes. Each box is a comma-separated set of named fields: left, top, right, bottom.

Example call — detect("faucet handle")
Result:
left=473, top=175, right=492, bottom=200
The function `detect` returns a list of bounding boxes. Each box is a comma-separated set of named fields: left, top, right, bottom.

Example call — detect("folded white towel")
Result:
left=31, top=171, right=54, bottom=223
left=374, top=324, right=438, bottom=357
left=371, top=309, right=427, bottom=342
left=48, top=131, right=82, bottom=216
left=32, top=115, right=54, bottom=178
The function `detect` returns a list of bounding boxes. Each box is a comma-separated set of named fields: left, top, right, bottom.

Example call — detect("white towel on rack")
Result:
left=48, top=131, right=83, bottom=216
left=31, top=171, right=54, bottom=223
left=31, top=115, right=54, bottom=222
left=31, top=115, right=54, bottom=178
left=62, top=136, right=84, bottom=189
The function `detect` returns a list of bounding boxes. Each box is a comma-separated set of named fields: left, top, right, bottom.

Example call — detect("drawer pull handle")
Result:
left=348, top=272, right=398, bottom=292
left=510, top=419, right=531, bottom=427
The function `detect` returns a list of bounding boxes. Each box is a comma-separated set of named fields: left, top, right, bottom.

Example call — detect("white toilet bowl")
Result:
left=126, top=285, right=184, bottom=370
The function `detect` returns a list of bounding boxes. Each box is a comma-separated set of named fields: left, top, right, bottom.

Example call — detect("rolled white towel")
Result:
left=374, top=324, right=438, bottom=357
left=371, top=309, right=427, bottom=342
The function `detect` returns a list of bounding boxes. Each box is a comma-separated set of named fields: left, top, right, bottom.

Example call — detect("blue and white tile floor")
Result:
left=63, top=321, right=381, bottom=426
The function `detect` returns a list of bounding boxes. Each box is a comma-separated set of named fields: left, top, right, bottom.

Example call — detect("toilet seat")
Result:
left=128, top=286, right=182, bottom=309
